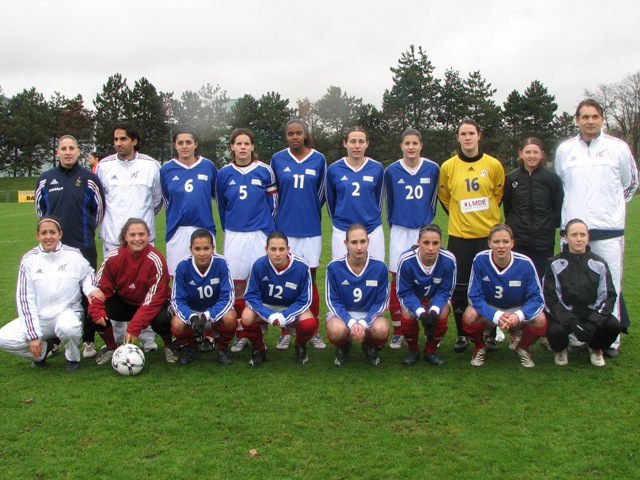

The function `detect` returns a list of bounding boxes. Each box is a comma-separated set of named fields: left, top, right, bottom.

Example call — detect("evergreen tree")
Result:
left=129, top=77, right=169, bottom=161
left=93, top=73, right=131, bottom=155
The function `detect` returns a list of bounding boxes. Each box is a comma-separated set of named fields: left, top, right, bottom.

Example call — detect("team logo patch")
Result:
left=131, top=171, right=140, bottom=178
left=211, top=278, right=220, bottom=285
left=111, top=175, right=118, bottom=180
left=262, top=276, right=269, bottom=281
left=482, top=276, right=490, bottom=281
left=50, top=179, right=59, bottom=185
left=363, top=176, right=374, bottom=182
left=433, top=277, right=442, bottom=284
left=198, top=174, right=208, bottom=181
left=366, top=280, right=378, bottom=287
left=413, top=279, right=420, bottom=284
left=128, top=283, right=136, bottom=289
left=189, top=280, right=196, bottom=285
left=251, top=179, right=262, bottom=186
left=341, top=279, right=350, bottom=285
left=397, top=179, right=406, bottom=184
left=460, top=197, right=489, bottom=213
left=229, top=180, right=236, bottom=185
left=305, top=169, right=316, bottom=176
left=75, top=177, right=82, bottom=187
left=58, top=264, right=68, bottom=271
left=36, top=269, right=43, bottom=274
left=340, top=175, right=348, bottom=181
left=285, top=282, right=297, bottom=290
left=420, top=178, right=431, bottom=184
left=284, top=167, right=292, bottom=172
left=467, top=167, right=475, bottom=172
left=512, top=181, right=518, bottom=188
left=481, top=170, right=488, bottom=177
left=172, top=175, right=180, bottom=181
left=509, top=280, right=522, bottom=287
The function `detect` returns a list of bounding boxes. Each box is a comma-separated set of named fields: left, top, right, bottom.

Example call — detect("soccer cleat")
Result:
left=249, top=349, right=266, bottom=367
left=589, top=348, right=606, bottom=367
left=164, top=347, right=179, bottom=364
left=453, top=336, right=468, bottom=353
left=509, top=334, right=522, bottom=351
left=389, top=335, right=405, bottom=350
left=231, top=337, right=248, bottom=353
left=554, top=349, right=569, bottom=366
left=539, top=336, right=553, bottom=351
left=45, top=341, right=62, bottom=359
left=334, top=347, right=350, bottom=367
left=604, top=347, right=619, bottom=358
left=484, top=335, right=498, bottom=352
left=142, top=340, right=158, bottom=353
left=309, top=333, right=326, bottom=349
left=276, top=334, right=291, bottom=350
left=295, top=345, right=309, bottom=365
left=95, top=346, right=116, bottom=365
left=65, top=360, right=80, bottom=372
left=179, top=346, right=197, bottom=365
left=402, top=350, right=420, bottom=366
left=217, top=348, right=233, bottom=366
left=515, top=347, right=535, bottom=368
left=82, top=342, right=97, bottom=358
left=199, top=337, right=215, bottom=353
left=362, top=344, right=381, bottom=366
left=470, top=346, right=487, bottom=367
left=425, top=351, right=444, bottom=367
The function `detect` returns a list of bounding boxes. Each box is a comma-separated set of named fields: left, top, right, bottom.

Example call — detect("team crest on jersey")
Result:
left=433, top=277, right=442, bottom=284
left=341, top=279, right=350, bottom=285
left=420, top=178, right=431, bottom=184
left=251, top=179, right=262, bottom=186
left=75, top=177, right=82, bottom=187
left=198, top=174, right=208, bottom=181
left=172, top=175, right=180, bottom=181
left=482, top=276, right=490, bottom=281
left=131, top=171, right=140, bottom=178
left=58, top=264, right=68, bottom=271
left=229, top=180, right=236, bottom=185
left=340, top=176, right=349, bottom=181
left=50, top=179, right=59, bottom=185
left=397, top=179, right=406, bottom=184
left=211, top=278, right=220, bottom=285
left=305, top=169, right=316, bottom=176
left=512, top=181, right=518, bottom=188
left=284, top=167, right=292, bottom=172
left=189, top=280, right=196, bottom=285
left=595, top=150, right=605, bottom=157
left=509, top=280, right=522, bottom=287
left=481, top=170, right=489, bottom=177
left=285, top=282, right=297, bottom=290
left=128, top=283, right=136, bottom=289
left=366, top=280, right=378, bottom=287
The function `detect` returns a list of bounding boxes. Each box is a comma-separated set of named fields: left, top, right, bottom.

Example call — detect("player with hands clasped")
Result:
left=543, top=219, right=620, bottom=367
left=462, top=224, right=546, bottom=368
left=89, top=218, right=176, bottom=366
left=325, top=224, right=390, bottom=367
left=240, top=232, right=315, bottom=366
left=395, top=224, right=456, bottom=367
left=169, top=229, right=237, bottom=365
left=0, top=217, right=103, bottom=371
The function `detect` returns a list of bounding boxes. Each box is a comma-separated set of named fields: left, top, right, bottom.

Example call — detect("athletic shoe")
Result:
left=276, top=334, right=291, bottom=350
left=295, top=345, right=308, bottom=365
left=179, top=346, right=197, bottom=365
left=589, top=348, right=606, bottom=367
left=164, top=347, right=179, bottom=364
left=31, top=340, right=53, bottom=368
left=425, top=352, right=444, bottom=366
left=45, top=342, right=61, bottom=359
left=495, top=328, right=506, bottom=342
left=217, top=348, right=233, bottom=366
left=402, top=350, right=420, bottom=366
left=470, top=346, right=487, bottom=367
left=199, top=337, right=215, bottom=353
left=362, top=344, right=381, bottom=366
left=509, top=334, right=522, bottom=351
left=249, top=349, right=266, bottom=367
left=142, top=340, right=158, bottom=353
left=309, top=333, right=326, bottom=349
left=231, top=337, right=248, bottom=353
left=515, top=347, right=535, bottom=368
left=484, top=335, right=498, bottom=352
left=82, top=342, right=97, bottom=359
left=554, top=349, right=569, bottom=366
left=604, top=347, right=620, bottom=358
left=389, top=335, right=405, bottom=350
left=539, top=336, right=553, bottom=351
left=65, top=360, right=80, bottom=372
left=95, top=346, right=115, bottom=365
left=334, top=347, right=349, bottom=367
left=453, top=336, right=468, bottom=353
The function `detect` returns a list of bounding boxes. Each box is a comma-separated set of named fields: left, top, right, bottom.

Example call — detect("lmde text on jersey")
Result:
left=460, top=197, right=489, bottom=213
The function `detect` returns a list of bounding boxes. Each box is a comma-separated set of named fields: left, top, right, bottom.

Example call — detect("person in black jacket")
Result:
left=543, top=219, right=620, bottom=367
left=503, top=137, right=563, bottom=280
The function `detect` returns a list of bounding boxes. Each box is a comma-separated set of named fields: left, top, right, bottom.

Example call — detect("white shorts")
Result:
left=331, top=225, right=385, bottom=262
left=389, top=225, right=420, bottom=273
left=224, top=230, right=267, bottom=280
left=166, top=226, right=216, bottom=276
left=288, top=236, right=322, bottom=268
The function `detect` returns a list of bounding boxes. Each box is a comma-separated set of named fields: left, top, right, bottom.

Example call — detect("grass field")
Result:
left=0, top=192, right=639, bottom=479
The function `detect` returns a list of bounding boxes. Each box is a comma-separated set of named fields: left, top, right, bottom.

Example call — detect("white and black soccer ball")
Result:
left=111, top=344, right=145, bottom=376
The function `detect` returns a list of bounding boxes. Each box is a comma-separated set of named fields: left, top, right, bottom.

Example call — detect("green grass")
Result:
left=0, top=200, right=639, bottom=479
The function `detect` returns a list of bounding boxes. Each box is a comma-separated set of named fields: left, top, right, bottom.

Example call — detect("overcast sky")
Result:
left=2, top=0, right=638, bottom=116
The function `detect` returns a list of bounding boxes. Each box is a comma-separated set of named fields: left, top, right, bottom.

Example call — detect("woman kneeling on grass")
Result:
left=396, top=224, right=456, bottom=367
left=89, top=218, right=176, bottom=365
left=0, top=217, right=103, bottom=371
left=170, top=229, right=237, bottom=365
left=543, top=219, right=620, bottom=367
left=240, top=231, right=315, bottom=366
left=462, top=224, right=546, bottom=367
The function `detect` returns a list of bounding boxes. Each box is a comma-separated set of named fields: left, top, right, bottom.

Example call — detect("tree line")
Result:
left=1, top=45, right=638, bottom=176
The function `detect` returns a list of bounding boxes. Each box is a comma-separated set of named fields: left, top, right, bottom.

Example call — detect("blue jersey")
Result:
left=244, top=254, right=312, bottom=325
left=171, top=254, right=235, bottom=323
left=396, top=247, right=456, bottom=316
left=384, top=158, right=439, bottom=228
left=160, top=157, right=218, bottom=242
left=326, top=158, right=384, bottom=233
left=325, top=255, right=389, bottom=326
left=271, top=148, right=326, bottom=237
left=468, top=250, right=544, bottom=324
left=216, top=161, right=277, bottom=235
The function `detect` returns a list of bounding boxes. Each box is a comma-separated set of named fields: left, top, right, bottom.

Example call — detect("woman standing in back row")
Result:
left=438, top=119, right=505, bottom=353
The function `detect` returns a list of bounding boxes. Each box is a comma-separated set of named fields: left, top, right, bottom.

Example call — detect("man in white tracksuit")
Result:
left=555, top=99, right=638, bottom=356
left=97, top=122, right=164, bottom=351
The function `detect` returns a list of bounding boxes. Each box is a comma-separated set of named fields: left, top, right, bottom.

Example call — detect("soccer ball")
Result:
left=111, top=344, right=145, bottom=376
